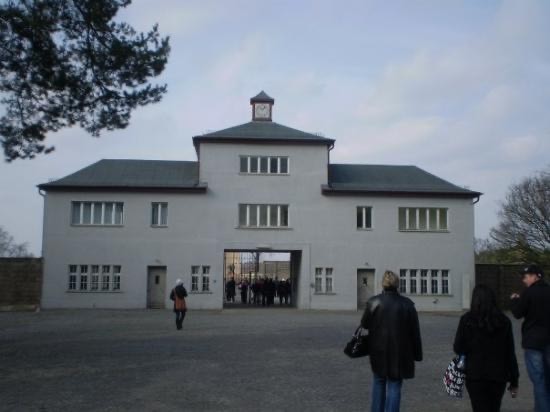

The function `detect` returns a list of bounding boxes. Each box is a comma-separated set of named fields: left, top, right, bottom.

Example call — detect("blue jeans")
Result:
left=371, top=374, right=403, bottom=412
left=524, top=346, right=550, bottom=412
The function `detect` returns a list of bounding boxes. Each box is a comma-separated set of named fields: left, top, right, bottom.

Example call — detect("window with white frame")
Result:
left=68, top=265, right=77, bottom=290
left=314, top=267, right=334, bottom=294
left=191, top=266, right=200, bottom=291
left=71, top=201, right=124, bottom=226
left=240, top=155, right=289, bottom=175
left=151, top=202, right=168, bottom=226
left=238, top=204, right=289, bottom=228
left=399, top=268, right=450, bottom=295
left=356, top=206, right=373, bottom=229
left=67, top=264, right=121, bottom=292
left=314, top=267, right=323, bottom=293
left=398, top=207, right=448, bottom=231
left=202, top=266, right=210, bottom=292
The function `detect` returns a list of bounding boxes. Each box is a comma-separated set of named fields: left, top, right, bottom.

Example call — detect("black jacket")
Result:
left=361, top=289, right=423, bottom=380
left=510, top=279, right=550, bottom=349
left=453, top=312, right=519, bottom=387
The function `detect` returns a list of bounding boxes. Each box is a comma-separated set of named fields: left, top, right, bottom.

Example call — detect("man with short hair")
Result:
left=510, top=264, right=550, bottom=412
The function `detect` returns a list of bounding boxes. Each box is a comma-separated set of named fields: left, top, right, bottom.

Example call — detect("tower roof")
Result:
left=250, top=90, right=275, bottom=104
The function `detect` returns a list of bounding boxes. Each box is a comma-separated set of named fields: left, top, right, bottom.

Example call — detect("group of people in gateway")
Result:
left=169, top=265, right=550, bottom=412
left=361, top=265, right=550, bottom=412
left=225, top=276, right=292, bottom=306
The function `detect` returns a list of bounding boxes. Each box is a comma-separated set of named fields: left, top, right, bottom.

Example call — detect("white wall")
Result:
left=41, top=142, right=476, bottom=310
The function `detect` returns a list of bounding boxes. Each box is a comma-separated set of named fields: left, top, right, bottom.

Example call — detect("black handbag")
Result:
left=344, top=326, right=369, bottom=358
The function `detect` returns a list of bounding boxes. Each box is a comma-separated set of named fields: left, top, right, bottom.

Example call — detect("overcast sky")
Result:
left=1, top=0, right=549, bottom=255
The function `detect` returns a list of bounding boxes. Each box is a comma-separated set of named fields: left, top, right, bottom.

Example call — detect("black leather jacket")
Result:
left=361, top=289, right=423, bottom=379
left=510, top=279, right=550, bottom=349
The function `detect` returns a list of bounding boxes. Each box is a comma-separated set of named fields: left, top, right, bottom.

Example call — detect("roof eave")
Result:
left=192, top=136, right=335, bottom=146
left=321, top=185, right=482, bottom=198
left=37, top=183, right=208, bottom=194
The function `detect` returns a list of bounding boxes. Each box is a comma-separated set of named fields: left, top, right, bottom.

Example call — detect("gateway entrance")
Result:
left=223, top=250, right=300, bottom=308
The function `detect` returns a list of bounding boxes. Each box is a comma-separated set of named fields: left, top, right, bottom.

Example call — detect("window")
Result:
left=238, top=204, right=289, bottom=228
left=442, top=270, right=449, bottom=294
left=71, top=201, right=124, bottom=226
left=91, top=265, right=99, bottom=291
left=67, top=264, right=121, bottom=292
left=113, top=266, right=121, bottom=290
left=314, top=268, right=323, bottom=293
left=400, top=268, right=450, bottom=295
left=151, top=203, right=168, bottom=226
left=68, top=265, right=77, bottom=290
left=202, top=266, right=210, bottom=292
left=239, top=155, right=289, bottom=175
left=102, top=265, right=110, bottom=291
left=398, top=207, right=449, bottom=231
left=191, top=266, right=200, bottom=291
left=420, top=270, right=428, bottom=294
left=314, top=267, right=334, bottom=294
left=357, top=206, right=372, bottom=229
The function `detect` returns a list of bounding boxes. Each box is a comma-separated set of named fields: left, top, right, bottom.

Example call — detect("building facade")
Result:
left=39, top=92, right=480, bottom=311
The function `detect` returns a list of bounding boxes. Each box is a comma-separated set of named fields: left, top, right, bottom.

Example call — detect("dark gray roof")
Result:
left=324, top=164, right=481, bottom=197
left=38, top=159, right=206, bottom=192
left=250, top=91, right=274, bottom=104
left=193, top=121, right=334, bottom=146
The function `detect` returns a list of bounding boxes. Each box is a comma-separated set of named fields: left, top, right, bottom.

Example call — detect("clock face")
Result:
left=254, top=103, right=270, bottom=119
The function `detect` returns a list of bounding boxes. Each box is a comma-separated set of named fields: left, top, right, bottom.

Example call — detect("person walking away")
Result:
left=361, top=270, right=422, bottom=412
left=454, top=284, right=519, bottom=412
left=510, top=264, right=550, bottom=412
left=170, top=279, right=188, bottom=330
left=240, top=280, right=248, bottom=304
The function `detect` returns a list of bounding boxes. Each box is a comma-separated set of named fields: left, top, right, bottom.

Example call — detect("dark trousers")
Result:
left=175, top=310, right=186, bottom=330
left=466, top=379, right=506, bottom=412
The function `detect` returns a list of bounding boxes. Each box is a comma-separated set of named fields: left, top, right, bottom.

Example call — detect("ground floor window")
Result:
left=191, top=265, right=210, bottom=292
left=314, top=267, right=334, bottom=294
left=399, top=268, right=450, bottom=295
left=67, top=264, right=122, bottom=292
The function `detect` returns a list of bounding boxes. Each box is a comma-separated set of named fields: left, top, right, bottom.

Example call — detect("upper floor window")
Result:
left=238, top=204, right=289, bottom=228
left=239, top=156, right=289, bottom=175
left=71, top=201, right=123, bottom=226
left=356, top=206, right=372, bottom=229
left=151, top=202, right=168, bottom=227
left=398, top=207, right=448, bottom=231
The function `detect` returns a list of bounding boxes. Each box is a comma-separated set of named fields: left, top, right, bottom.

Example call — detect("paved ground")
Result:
left=0, top=309, right=534, bottom=412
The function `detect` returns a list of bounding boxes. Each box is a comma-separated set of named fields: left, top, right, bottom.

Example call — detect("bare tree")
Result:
left=490, top=167, right=550, bottom=264
left=0, top=226, right=33, bottom=257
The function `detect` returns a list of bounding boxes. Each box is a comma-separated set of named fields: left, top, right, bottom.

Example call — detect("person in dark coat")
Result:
left=226, top=277, right=236, bottom=302
left=510, top=264, right=550, bottom=412
left=169, top=279, right=188, bottom=330
left=240, top=280, right=248, bottom=304
left=454, top=284, right=519, bottom=412
left=361, top=270, right=422, bottom=412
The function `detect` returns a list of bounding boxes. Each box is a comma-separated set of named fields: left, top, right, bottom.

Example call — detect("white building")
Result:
left=38, top=92, right=480, bottom=311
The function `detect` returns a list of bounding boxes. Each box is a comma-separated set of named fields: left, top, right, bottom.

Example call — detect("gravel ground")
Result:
left=0, top=309, right=534, bottom=412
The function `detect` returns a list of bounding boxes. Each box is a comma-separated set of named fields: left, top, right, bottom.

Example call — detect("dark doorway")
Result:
left=223, top=250, right=299, bottom=308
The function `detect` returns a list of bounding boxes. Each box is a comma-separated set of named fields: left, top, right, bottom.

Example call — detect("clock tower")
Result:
left=250, top=91, right=274, bottom=121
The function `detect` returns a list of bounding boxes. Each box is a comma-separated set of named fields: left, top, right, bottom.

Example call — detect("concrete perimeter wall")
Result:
left=0, top=258, right=42, bottom=311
